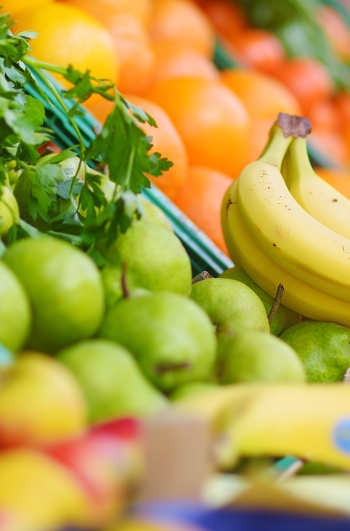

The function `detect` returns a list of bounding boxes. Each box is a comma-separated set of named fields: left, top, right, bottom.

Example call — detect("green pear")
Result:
left=169, top=382, right=221, bottom=402
left=190, top=278, right=270, bottom=349
left=219, top=265, right=301, bottom=335
left=280, top=320, right=350, bottom=383
left=56, top=339, right=168, bottom=424
left=99, top=219, right=192, bottom=307
left=138, top=196, right=173, bottom=231
left=217, top=330, right=306, bottom=384
left=98, top=292, right=217, bottom=392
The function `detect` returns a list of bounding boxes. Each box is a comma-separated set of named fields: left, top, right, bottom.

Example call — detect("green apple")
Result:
left=219, top=265, right=301, bottom=336
left=3, top=236, right=105, bottom=353
left=98, top=292, right=217, bottom=392
left=99, top=220, right=192, bottom=307
left=56, top=339, right=168, bottom=423
left=0, top=352, right=87, bottom=448
left=0, top=260, right=31, bottom=353
left=190, top=278, right=270, bottom=346
left=217, top=330, right=306, bottom=384
left=280, top=320, right=350, bottom=383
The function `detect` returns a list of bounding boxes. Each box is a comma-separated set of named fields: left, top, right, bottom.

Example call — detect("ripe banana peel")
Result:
left=283, top=136, right=350, bottom=240
left=222, top=180, right=350, bottom=326
left=236, top=122, right=350, bottom=301
left=174, top=383, right=350, bottom=472
left=222, top=112, right=350, bottom=323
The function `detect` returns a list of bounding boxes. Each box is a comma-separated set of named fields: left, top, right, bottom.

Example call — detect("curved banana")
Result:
left=235, top=121, right=350, bottom=302
left=175, top=381, right=350, bottom=471
left=283, top=135, right=350, bottom=239
left=222, top=180, right=350, bottom=326
left=224, top=382, right=350, bottom=471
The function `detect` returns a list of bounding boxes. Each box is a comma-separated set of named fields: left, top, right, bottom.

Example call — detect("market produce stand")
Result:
left=0, top=2, right=350, bottom=531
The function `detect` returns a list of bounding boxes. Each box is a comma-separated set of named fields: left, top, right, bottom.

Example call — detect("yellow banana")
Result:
left=175, top=382, right=350, bottom=471
left=224, top=382, right=350, bottom=471
left=222, top=179, right=350, bottom=326
left=235, top=120, right=350, bottom=302
left=283, top=136, right=350, bottom=239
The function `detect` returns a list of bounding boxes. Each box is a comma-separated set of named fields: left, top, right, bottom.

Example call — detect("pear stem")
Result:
left=192, top=271, right=213, bottom=284
left=121, top=262, right=130, bottom=299
left=267, top=283, right=284, bottom=325
left=155, top=362, right=191, bottom=374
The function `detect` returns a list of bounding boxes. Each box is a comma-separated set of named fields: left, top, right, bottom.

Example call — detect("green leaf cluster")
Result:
left=0, top=10, right=173, bottom=256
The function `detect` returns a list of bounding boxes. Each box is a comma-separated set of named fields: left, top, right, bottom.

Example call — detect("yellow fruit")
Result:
left=1, top=0, right=53, bottom=17
left=0, top=186, right=19, bottom=237
left=0, top=448, right=90, bottom=531
left=12, top=3, right=119, bottom=89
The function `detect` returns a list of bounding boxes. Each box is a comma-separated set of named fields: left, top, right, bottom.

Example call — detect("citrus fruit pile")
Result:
left=6, top=0, right=349, bottom=257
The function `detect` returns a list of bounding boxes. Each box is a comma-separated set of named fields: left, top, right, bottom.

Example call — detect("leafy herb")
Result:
left=0, top=10, right=173, bottom=255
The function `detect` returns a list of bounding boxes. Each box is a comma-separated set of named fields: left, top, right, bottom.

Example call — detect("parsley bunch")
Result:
left=0, top=12, right=172, bottom=257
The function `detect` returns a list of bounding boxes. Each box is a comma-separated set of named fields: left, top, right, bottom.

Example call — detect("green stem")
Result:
left=23, top=56, right=86, bottom=197
left=23, top=55, right=67, bottom=76
left=124, top=146, right=136, bottom=189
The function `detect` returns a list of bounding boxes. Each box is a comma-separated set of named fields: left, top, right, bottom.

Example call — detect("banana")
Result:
left=283, top=135, right=350, bottom=239
left=222, top=179, right=350, bottom=326
left=175, top=382, right=350, bottom=471
left=235, top=118, right=350, bottom=302
left=224, top=382, right=350, bottom=471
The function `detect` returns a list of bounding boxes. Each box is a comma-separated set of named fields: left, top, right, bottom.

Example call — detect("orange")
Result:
left=227, top=28, right=286, bottom=75
left=307, top=98, right=340, bottom=132
left=315, top=167, right=350, bottom=199
left=148, top=0, right=216, bottom=58
left=271, top=57, right=334, bottom=114
left=333, top=91, right=350, bottom=133
left=12, top=3, right=119, bottom=90
left=144, top=76, right=251, bottom=178
left=195, top=0, right=248, bottom=39
left=61, top=0, right=153, bottom=28
left=148, top=41, right=220, bottom=86
left=173, top=165, right=232, bottom=254
left=86, top=94, right=189, bottom=200
left=220, top=68, right=301, bottom=160
left=60, top=1, right=155, bottom=95
left=309, top=128, right=349, bottom=167
left=1, top=0, right=53, bottom=17
left=102, top=13, right=155, bottom=95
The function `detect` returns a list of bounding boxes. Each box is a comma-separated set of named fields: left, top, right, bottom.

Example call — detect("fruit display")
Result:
left=1, top=1, right=350, bottom=530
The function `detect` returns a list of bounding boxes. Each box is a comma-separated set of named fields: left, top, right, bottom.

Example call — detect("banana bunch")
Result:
left=222, top=112, right=350, bottom=326
left=174, top=382, right=350, bottom=471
